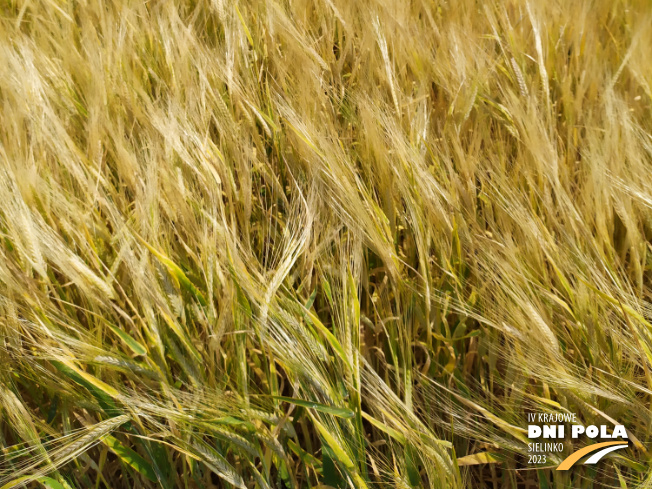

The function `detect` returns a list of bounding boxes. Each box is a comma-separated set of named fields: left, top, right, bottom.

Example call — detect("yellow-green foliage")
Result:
left=0, top=0, right=651, bottom=487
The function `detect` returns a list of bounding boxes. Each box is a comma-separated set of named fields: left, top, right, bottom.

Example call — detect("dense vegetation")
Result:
left=1, top=0, right=651, bottom=487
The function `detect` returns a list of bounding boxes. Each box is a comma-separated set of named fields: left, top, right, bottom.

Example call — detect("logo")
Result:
left=527, top=412, right=629, bottom=470
left=555, top=441, right=629, bottom=470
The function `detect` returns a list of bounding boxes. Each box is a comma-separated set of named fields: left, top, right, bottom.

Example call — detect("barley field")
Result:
left=1, top=0, right=651, bottom=487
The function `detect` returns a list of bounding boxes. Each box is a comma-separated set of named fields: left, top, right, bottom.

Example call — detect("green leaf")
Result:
left=38, top=477, right=69, bottom=489
left=136, top=235, right=207, bottom=307
left=456, top=451, right=503, bottom=466
left=360, top=412, right=406, bottom=444
left=321, top=279, right=333, bottom=306
left=274, top=396, right=354, bottom=419
left=321, top=442, right=347, bottom=489
left=107, top=324, right=147, bottom=356
left=537, top=469, right=551, bottom=489
left=0, top=476, right=67, bottom=489
left=305, top=288, right=318, bottom=310
left=52, top=360, right=119, bottom=415
left=288, top=439, right=322, bottom=468
left=302, top=307, right=350, bottom=369
left=313, top=420, right=353, bottom=468
left=103, top=435, right=158, bottom=482
left=0, top=476, right=31, bottom=489
left=405, top=445, right=421, bottom=487
left=161, top=312, right=202, bottom=363
left=213, top=416, right=256, bottom=432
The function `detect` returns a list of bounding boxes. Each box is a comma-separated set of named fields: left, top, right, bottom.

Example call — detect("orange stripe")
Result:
left=556, top=441, right=627, bottom=470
